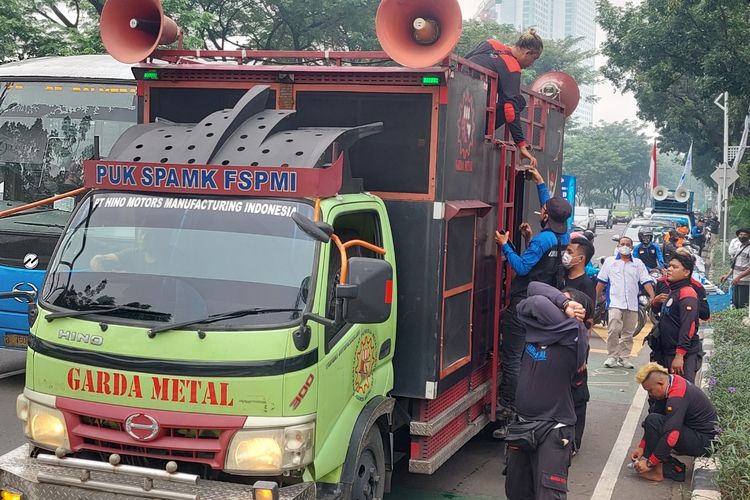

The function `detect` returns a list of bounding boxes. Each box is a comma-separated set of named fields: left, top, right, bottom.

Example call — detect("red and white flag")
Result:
left=648, top=141, right=658, bottom=189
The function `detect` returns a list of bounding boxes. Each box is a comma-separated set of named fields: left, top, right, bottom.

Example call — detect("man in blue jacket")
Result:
left=690, top=219, right=706, bottom=255
left=494, top=166, right=571, bottom=421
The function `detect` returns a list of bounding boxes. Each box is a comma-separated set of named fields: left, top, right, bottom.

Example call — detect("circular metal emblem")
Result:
left=23, top=253, right=39, bottom=269
left=11, top=282, right=37, bottom=303
left=124, top=414, right=160, bottom=442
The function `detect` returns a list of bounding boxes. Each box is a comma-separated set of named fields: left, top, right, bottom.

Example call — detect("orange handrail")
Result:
left=313, top=198, right=321, bottom=222
left=332, top=236, right=387, bottom=284
left=0, top=187, right=87, bottom=218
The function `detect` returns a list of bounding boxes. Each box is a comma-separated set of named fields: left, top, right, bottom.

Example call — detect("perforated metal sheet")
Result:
left=107, top=85, right=381, bottom=170
left=0, top=445, right=315, bottom=500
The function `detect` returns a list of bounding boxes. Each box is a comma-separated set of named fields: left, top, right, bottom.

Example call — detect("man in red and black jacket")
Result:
left=466, top=29, right=543, bottom=168
left=630, top=363, right=718, bottom=482
left=650, top=253, right=704, bottom=384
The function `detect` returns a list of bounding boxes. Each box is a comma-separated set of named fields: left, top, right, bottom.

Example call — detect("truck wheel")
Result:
left=351, top=427, right=385, bottom=500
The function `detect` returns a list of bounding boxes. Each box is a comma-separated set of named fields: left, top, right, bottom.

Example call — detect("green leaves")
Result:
left=597, top=0, right=750, bottom=192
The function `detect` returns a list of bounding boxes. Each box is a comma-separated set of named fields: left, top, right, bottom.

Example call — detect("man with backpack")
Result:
left=494, top=166, right=571, bottom=422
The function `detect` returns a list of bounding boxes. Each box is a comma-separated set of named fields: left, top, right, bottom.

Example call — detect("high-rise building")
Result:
left=474, top=0, right=596, bottom=125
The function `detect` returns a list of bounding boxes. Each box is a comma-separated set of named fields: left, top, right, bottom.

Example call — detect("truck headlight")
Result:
left=17, top=396, right=69, bottom=451
left=225, top=422, right=315, bottom=474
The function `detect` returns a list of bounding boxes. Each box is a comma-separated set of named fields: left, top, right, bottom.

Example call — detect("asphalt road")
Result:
left=0, top=224, right=688, bottom=499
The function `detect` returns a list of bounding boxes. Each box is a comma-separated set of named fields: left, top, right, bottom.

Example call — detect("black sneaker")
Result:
left=662, top=457, right=686, bottom=482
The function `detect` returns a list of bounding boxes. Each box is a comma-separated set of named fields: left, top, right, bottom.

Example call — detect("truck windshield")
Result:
left=42, top=192, right=317, bottom=328
left=0, top=81, right=135, bottom=207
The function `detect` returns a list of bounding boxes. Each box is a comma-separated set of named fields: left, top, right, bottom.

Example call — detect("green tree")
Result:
left=563, top=120, right=650, bottom=206
left=597, top=0, right=750, bottom=190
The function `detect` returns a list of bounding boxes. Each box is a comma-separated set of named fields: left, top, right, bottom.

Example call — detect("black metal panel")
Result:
left=440, top=71, right=492, bottom=202
left=445, top=216, right=474, bottom=290
left=149, top=87, right=275, bottom=123
left=442, top=291, right=471, bottom=371
left=388, top=201, right=443, bottom=399
left=295, top=92, right=433, bottom=193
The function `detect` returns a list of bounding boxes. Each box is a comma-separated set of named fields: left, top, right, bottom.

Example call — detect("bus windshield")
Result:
left=42, top=193, right=317, bottom=329
left=0, top=81, right=136, bottom=207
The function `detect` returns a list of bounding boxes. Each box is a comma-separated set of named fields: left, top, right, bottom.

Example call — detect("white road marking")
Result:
left=591, top=385, right=648, bottom=499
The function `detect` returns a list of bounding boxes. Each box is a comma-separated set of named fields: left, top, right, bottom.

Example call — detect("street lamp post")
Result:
left=714, top=92, right=729, bottom=263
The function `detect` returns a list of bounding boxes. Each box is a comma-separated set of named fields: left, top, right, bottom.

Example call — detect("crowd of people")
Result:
left=487, top=165, right=718, bottom=499
left=467, top=30, right=720, bottom=499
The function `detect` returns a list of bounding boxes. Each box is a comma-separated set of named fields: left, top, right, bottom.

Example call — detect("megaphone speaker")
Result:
left=376, top=0, right=463, bottom=68
left=101, top=0, right=179, bottom=63
left=530, top=72, right=581, bottom=117
left=652, top=185, right=668, bottom=201
left=674, top=187, right=690, bottom=203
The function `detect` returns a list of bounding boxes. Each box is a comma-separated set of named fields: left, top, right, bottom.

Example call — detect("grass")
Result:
left=706, top=308, right=750, bottom=499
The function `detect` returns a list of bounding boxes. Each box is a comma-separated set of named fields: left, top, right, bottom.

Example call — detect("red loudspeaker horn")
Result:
left=376, top=0, right=463, bottom=69
left=530, top=71, right=580, bottom=117
left=100, top=0, right=179, bottom=63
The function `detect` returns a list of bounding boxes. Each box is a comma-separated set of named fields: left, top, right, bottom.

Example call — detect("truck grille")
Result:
left=57, top=398, right=245, bottom=470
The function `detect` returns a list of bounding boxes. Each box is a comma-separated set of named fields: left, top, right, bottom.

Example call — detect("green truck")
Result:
left=0, top=1, right=578, bottom=498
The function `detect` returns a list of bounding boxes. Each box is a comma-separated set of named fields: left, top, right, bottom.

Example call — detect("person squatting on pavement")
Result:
left=648, top=252, right=704, bottom=384
left=466, top=29, right=543, bottom=168
left=494, top=166, right=571, bottom=422
left=563, top=236, right=596, bottom=453
left=596, top=237, right=655, bottom=369
left=633, top=227, right=665, bottom=272
left=721, top=227, right=750, bottom=309
left=504, top=282, right=591, bottom=500
left=630, top=363, right=719, bottom=482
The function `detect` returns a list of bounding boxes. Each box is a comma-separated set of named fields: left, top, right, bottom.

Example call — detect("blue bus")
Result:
left=0, top=55, right=136, bottom=348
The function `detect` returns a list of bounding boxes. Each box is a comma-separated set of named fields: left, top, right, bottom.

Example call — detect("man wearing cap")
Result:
left=722, top=228, right=750, bottom=308
left=494, top=166, right=571, bottom=423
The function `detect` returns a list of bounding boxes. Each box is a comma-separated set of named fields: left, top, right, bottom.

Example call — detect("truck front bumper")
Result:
left=0, top=445, right=316, bottom=500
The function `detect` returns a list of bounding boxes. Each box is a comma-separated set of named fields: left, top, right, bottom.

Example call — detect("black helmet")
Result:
left=638, top=227, right=654, bottom=243
left=583, top=230, right=595, bottom=241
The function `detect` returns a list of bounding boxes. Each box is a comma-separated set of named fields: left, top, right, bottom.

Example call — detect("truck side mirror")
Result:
left=338, top=257, right=393, bottom=324
left=292, top=212, right=334, bottom=243
left=0, top=290, right=38, bottom=327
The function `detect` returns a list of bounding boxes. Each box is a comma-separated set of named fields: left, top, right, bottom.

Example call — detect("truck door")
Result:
left=313, top=204, right=394, bottom=475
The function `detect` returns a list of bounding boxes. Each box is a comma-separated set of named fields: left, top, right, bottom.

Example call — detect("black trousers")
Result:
left=650, top=349, right=702, bottom=384
left=505, top=426, right=575, bottom=500
left=499, top=303, right=526, bottom=410
left=733, top=284, right=749, bottom=309
left=572, top=369, right=589, bottom=450
left=642, top=413, right=714, bottom=460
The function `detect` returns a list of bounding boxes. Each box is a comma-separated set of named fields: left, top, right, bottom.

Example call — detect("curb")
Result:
left=691, top=327, right=720, bottom=499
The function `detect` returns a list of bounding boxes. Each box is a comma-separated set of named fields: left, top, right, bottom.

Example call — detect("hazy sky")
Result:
left=457, top=0, right=650, bottom=132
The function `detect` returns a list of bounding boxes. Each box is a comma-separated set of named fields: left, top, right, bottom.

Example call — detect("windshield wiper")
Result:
left=148, top=307, right=302, bottom=337
left=46, top=303, right=171, bottom=322
left=13, top=221, right=65, bottom=229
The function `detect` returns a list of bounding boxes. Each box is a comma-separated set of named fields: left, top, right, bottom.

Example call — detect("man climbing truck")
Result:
left=0, top=0, right=579, bottom=498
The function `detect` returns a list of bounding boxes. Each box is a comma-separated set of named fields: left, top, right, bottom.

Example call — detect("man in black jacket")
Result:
left=504, top=282, right=590, bottom=499
left=650, top=253, right=703, bottom=383
left=630, top=363, right=718, bottom=482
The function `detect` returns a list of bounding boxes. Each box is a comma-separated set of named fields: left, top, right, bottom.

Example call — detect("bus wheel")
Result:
left=351, top=427, right=385, bottom=500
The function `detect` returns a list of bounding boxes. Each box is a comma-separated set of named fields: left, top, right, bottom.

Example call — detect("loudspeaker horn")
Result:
left=100, top=0, right=180, bottom=63
left=674, top=186, right=690, bottom=203
left=376, top=0, right=463, bottom=68
left=530, top=71, right=581, bottom=117
left=652, top=185, right=669, bottom=201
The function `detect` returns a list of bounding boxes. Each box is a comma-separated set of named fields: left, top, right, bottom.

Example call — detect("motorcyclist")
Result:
left=633, top=227, right=665, bottom=273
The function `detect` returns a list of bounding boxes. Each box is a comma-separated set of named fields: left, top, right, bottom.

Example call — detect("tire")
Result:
left=634, top=307, right=647, bottom=337
left=351, top=427, right=385, bottom=500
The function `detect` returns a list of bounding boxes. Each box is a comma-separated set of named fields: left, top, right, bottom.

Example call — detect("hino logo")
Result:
left=58, top=329, right=104, bottom=346
left=125, top=413, right=160, bottom=442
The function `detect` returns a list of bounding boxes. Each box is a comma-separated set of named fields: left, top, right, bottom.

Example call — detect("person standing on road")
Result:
left=563, top=236, right=596, bottom=453
left=504, top=282, right=590, bottom=499
left=721, top=228, right=750, bottom=309
left=494, top=166, right=571, bottom=422
left=466, top=29, right=543, bottom=168
left=649, top=253, right=703, bottom=383
left=690, top=219, right=706, bottom=255
left=595, top=237, right=655, bottom=369
left=633, top=227, right=665, bottom=272
left=630, top=363, right=718, bottom=482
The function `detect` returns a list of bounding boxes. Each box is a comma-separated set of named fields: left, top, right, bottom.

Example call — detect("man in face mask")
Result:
left=595, top=237, right=656, bottom=369
left=722, top=228, right=750, bottom=308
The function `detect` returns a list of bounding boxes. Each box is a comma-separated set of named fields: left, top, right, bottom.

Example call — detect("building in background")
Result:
left=472, top=0, right=596, bottom=125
